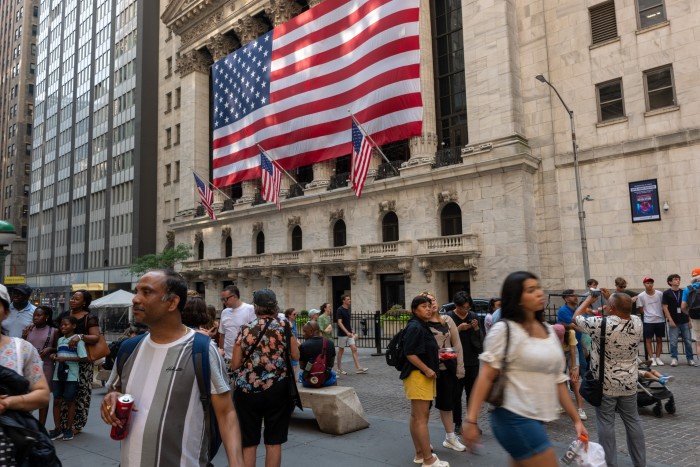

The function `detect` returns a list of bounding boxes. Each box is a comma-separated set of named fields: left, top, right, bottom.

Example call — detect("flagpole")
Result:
left=348, top=111, right=399, bottom=175
left=256, top=144, right=299, bottom=184
left=192, top=169, right=233, bottom=202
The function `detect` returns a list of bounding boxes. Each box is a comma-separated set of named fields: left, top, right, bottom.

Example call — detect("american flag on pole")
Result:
left=194, top=172, right=217, bottom=220
left=260, top=150, right=282, bottom=209
left=351, top=120, right=373, bottom=197
left=212, top=0, right=422, bottom=187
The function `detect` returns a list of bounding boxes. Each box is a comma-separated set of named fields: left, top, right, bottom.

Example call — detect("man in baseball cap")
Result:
left=682, top=268, right=700, bottom=359
left=1, top=284, right=36, bottom=337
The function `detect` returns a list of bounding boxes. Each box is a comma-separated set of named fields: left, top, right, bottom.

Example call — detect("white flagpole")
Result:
left=256, top=144, right=299, bottom=185
left=348, top=111, right=399, bottom=175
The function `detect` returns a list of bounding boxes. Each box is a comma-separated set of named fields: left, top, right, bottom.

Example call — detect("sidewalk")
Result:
left=54, top=385, right=658, bottom=467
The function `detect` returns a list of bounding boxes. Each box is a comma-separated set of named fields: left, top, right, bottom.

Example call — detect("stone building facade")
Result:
left=159, top=0, right=700, bottom=312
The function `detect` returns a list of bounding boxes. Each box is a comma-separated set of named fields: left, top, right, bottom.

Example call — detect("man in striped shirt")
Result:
left=101, top=270, right=243, bottom=466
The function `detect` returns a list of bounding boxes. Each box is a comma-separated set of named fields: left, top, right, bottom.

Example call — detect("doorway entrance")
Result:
left=447, top=271, right=471, bottom=303
left=380, top=273, right=405, bottom=312
left=331, top=275, right=351, bottom=316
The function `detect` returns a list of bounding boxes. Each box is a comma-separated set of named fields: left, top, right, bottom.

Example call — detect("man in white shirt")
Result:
left=636, top=277, right=669, bottom=366
left=1, top=284, right=36, bottom=337
left=218, top=285, right=256, bottom=364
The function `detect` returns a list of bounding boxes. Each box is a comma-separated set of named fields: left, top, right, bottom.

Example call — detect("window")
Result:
left=291, top=226, right=302, bottom=251
left=644, top=65, right=675, bottom=111
left=166, top=57, right=172, bottom=77
left=596, top=79, right=625, bottom=121
left=256, top=231, right=265, bottom=254
left=175, top=87, right=181, bottom=108
left=174, top=161, right=180, bottom=182
left=197, top=240, right=204, bottom=260
left=590, top=1, right=617, bottom=45
left=165, top=92, right=172, bottom=112
left=225, top=236, right=232, bottom=257
left=440, top=202, right=462, bottom=236
left=174, top=124, right=180, bottom=145
left=165, top=128, right=172, bottom=147
left=637, top=0, right=666, bottom=29
left=165, top=163, right=171, bottom=183
left=382, top=212, right=399, bottom=242
left=333, top=220, right=346, bottom=247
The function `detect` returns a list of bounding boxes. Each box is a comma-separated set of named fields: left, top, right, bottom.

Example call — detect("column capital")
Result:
left=176, top=49, right=212, bottom=77
left=308, top=0, right=325, bottom=7
left=265, top=0, right=303, bottom=27
left=232, top=16, right=268, bottom=45
left=207, top=33, right=240, bottom=62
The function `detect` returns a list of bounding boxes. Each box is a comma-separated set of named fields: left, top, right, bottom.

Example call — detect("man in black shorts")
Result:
left=636, top=277, right=669, bottom=366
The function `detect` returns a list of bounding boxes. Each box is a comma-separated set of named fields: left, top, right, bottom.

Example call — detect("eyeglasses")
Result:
left=221, top=295, right=233, bottom=303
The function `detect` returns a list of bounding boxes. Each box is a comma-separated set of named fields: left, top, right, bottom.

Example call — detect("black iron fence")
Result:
left=286, top=183, right=305, bottom=199
left=328, top=172, right=350, bottom=190
left=432, top=147, right=463, bottom=168
left=375, top=160, right=402, bottom=180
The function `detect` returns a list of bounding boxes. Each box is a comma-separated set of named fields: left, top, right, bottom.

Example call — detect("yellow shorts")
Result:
left=403, top=370, right=436, bottom=401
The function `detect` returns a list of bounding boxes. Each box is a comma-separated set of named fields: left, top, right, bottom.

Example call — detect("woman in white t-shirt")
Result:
left=463, top=271, right=587, bottom=466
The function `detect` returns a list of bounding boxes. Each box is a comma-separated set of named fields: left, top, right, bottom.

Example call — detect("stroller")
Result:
left=637, top=375, right=675, bottom=417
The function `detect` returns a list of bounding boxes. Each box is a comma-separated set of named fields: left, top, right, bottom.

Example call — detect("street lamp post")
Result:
left=0, top=221, right=17, bottom=284
left=536, top=74, right=591, bottom=285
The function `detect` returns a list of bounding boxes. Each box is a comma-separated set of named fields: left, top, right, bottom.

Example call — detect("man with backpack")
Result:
left=682, top=268, right=700, bottom=362
left=299, top=321, right=337, bottom=387
left=100, top=269, right=243, bottom=466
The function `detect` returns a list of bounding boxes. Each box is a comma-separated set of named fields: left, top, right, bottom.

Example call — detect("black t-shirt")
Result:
left=299, top=336, right=336, bottom=380
left=662, top=288, right=688, bottom=325
left=400, top=318, right=439, bottom=380
left=449, top=310, right=482, bottom=367
left=336, top=306, right=352, bottom=336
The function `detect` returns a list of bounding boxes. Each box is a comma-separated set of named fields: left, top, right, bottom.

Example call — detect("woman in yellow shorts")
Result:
left=401, top=295, right=446, bottom=467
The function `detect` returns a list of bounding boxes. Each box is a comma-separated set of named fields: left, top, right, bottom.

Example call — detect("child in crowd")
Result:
left=638, top=358, right=674, bottom=384
left=22, top=306, right=58, bottom=425
left=48, top=316, right=88, bottom=441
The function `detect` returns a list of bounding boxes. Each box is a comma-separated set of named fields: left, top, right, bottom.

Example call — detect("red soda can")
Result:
left=110, top=394, right=134, bottom=440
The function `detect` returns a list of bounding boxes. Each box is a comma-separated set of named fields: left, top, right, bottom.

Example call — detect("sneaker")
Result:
left=670, top=358, right=678, bottom=367
left=660, top=375, right=674, bottom=383
left=48, top=429, right=63, bottom=440
left=356, top=367, right=368, bottom=374
left=577, top=408, right=588, bottom=420
left=338, top=369, right=348, bottom=375
left=650, top=358, right=658, bottom=367
left=62, top=430, right=74, bottom=441
left=443, top=436, right=466, bottom=452
left=689, top=359, right=697, bottom=367
left=656, top=358, right=665, bottom=366
left=422, top=454, right=450, bottom=467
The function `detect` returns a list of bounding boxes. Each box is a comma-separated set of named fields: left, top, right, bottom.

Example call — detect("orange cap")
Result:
left=692, top=268, right=700, bottom=277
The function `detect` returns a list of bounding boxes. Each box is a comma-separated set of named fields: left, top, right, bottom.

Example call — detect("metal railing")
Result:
left=251, top=193, right=266, bottom=206
left=286, top=183, right=304, bottom=199
left=432, top=147, right=463, bottom=168
left=375, top=160, right=402, bottom=180
left=328, top=172, right=350, bottom=190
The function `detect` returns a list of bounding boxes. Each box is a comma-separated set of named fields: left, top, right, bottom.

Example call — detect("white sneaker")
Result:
left=443, top=437, right=466, bottom=452
left=689, top=359, right=698, bottom=367
left=422, top=454, right=450, bottom=467
left=650, top=358, right=658, bottom=367
left=656, top=358, right=665, bottom=366
left=670, top=358, right=678, bottom=367
left=577, top=408, right=588, bottom=420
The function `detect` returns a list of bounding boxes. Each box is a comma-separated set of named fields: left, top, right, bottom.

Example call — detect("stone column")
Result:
left=176, top=49, right=213, bottom=216
left=407, top=0, right=438, bottom=165
left=265, top=0, right=303, bottom=27
left=306, top=160, right=333, bottom=191
left=308, top=0, right=324, bottom=7
left=232, top=17, right=269, bottom=203
left=207, top=33, right=239, bottom=62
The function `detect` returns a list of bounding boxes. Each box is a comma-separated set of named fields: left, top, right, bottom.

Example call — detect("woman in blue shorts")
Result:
left=463, top=271, right=587, bottom=466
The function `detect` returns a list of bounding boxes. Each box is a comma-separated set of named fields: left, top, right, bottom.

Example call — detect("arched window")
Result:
left=197, top=240, right=204, bottom=260
left=256, top=231, right=265, bottom=254
left=333, top=220, right=346, bottom=247
left=440, top=202, right=462, bottom=236
left=224, top=236, right=232, bottom=257
left=291, top=226, right=302, bottom=251
left=382, top=211, right=399, bottom=242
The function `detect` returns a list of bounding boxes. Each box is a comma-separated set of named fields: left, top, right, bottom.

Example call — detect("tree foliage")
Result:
left=129, top=243, right=193, bottom=275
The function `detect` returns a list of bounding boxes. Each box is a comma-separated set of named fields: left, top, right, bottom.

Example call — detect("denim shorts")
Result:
left=53, top=380, right=78, bottom=401
left=490, top=407, right=552, bottom=461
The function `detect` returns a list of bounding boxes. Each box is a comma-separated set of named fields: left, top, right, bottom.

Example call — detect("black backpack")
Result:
left=687, top=286, right=700, bottom=320
left=385, top=327, right=408, bottom=371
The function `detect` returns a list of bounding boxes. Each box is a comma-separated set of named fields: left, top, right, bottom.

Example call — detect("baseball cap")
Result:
left=692, top=268, right=700, bottom=277
left=253, top=288, right=277, bottom=307
left=0, top=284, right=10, bottom=310
left=11, top=284, right=32, bottom=296
left=643, top=277, right=654, bottom=283
left=308, top=309, right=320, bottom=318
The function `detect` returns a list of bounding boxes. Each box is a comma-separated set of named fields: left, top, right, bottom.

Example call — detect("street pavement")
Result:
left=54, top=347, right=693, bottom=466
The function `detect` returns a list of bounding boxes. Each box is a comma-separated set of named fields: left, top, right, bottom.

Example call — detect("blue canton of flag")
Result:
left=351, top=120, right=372, bottom=197
left=193, top=172, right=217, bottom=220
left=213, top=32, right=273, bottom=130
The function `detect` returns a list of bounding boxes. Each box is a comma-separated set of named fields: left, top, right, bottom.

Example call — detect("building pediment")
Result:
left=161, top=0, right=227, bottom=35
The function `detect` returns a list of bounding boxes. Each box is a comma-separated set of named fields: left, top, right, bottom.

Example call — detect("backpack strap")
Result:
left=115, top=333, right=147, bottom=389
left=191, top=332, right=211, bottom=408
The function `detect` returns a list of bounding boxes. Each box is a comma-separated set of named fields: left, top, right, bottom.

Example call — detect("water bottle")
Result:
left=560, top=434, right=588, bottom=465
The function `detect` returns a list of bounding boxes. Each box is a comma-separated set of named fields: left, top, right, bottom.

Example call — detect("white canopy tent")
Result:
left=91, top=289, right=135, bottom=308
left=91, top=290, right=135, bottom=339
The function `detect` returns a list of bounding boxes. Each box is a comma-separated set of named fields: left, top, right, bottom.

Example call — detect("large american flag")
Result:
left=351, top=120, right=372, bottom=197
left=260, top=150, right=282, bottom=209
left=193, top=172, right=217, bottom=220
left=212, top=0, right=422, bottom=187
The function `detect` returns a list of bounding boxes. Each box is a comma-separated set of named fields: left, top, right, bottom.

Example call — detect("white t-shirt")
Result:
left=218, top=302, right=256, bottom=359
left=479, top=321, right=567, bottom=422
left=636, top=290, right=665, bottom=323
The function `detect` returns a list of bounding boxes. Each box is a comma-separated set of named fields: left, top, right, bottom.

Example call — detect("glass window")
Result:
left=596, top=79, right=625, bottom=121
left=225, top=236, right=232, bottom=257
left=291, top=226, right=302, bottom=251
left=440, top=202, right=462, bottom=236
left=256, top=231, right=265, bottom=254
left=382, top=212, right=399, bottom=242
left=333, top=220, right=346, bottom=247
left=637, top=0, right=666, bottom=29
left=197, top=240, right=204, bottom=260
left=590, top=1, right=617, bottom=45
left=644, top=66, right=675, bottom=111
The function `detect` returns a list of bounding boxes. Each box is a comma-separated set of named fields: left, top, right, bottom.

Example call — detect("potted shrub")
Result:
left=380, top=304, right=410, bottom=336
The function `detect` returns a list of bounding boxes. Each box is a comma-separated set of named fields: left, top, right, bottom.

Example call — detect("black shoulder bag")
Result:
left=281, top=319, right=303, bottom=412
left=579, top=317, right=607, bottom=407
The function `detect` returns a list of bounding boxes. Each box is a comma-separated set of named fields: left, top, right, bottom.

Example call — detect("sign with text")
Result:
left=629, top=179, right=661, bottom=223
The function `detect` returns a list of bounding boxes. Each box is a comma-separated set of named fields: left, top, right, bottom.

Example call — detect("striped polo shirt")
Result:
left=109, top=329, right=230, bottom=467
